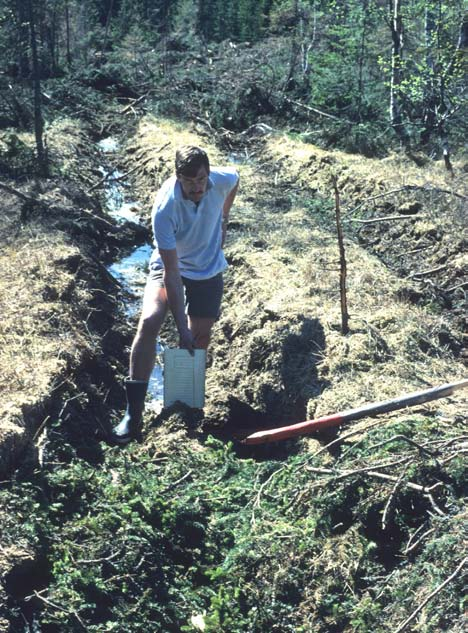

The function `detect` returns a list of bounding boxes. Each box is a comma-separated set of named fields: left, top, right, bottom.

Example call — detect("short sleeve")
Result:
left=153, top=203, right=176, bottom=250
left=211, top=167, right=239, bottom=199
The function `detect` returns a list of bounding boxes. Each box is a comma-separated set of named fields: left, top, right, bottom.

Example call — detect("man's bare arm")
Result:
left=159, top=248, right=194, bottom=352
left=222, top=179, right=239, bottom=247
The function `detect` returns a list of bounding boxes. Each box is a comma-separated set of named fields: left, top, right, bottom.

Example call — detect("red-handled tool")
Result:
left=242, top=379, right=468, bottom=445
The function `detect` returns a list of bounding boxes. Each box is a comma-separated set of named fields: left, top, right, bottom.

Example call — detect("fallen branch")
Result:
left=120, top=93, right=147, bottom=115
left=393, top=557, right=467, bottom=633
left=89, top=142, right=170, bottom=193
left=284, top=96, right=351, bottom=123
left=80, top=208, right=117, bottom=228
left=348, top=185, right=467, bottom=216
left=409, top=264, right=447, bottom=278
left=350, top=214, right=424, bottom=224
left=0, top=180, right=45, bottom=207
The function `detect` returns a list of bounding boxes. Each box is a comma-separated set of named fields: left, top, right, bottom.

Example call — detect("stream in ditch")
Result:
left=98, top=137, right=164, bottom=411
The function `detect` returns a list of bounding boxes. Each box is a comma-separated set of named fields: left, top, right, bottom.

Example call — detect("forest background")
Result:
left=0, top=0, right=467, bottom=175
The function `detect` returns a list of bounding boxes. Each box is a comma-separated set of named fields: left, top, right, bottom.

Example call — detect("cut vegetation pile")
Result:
left=0, top=113, right=466, bottom=632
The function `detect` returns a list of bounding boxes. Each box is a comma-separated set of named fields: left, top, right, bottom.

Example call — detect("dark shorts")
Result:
left=148, top=264, right=224, bottom=319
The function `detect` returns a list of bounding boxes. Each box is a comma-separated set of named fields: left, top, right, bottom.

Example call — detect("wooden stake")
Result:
left=332, top=176, right=349, bottom=335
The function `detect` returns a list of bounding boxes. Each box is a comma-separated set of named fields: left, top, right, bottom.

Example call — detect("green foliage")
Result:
left=0, top=131, right=36, bottom=177
left=1, top=410, right=465, bottom=631
left=196, top=0, right=266, bottom=42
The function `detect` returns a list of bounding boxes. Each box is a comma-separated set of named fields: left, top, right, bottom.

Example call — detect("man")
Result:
left=112, top=145, right=239, bottom=444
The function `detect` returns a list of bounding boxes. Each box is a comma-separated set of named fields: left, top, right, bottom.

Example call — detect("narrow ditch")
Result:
left=98, top=136, right=165, bottom=412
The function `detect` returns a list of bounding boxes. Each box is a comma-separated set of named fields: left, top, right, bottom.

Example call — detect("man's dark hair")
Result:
left=175, top=146, right=210, bottom=177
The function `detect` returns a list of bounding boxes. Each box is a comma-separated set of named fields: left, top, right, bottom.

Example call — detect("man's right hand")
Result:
left=178, top=328, right=195, bottom=355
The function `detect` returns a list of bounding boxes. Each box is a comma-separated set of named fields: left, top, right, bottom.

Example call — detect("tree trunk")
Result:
left=15, top=0, right=30, bottom=78
left=26, top=0, right=48, bottom=177
left=356, top=0, right=369, bottom=121
left=420, top=5, right=437, bottom=145
left=436, top=11, right=468, bottom=174
left=65, top=1, right=72, bottom=66
left=332, top=177, right=349, bottom=336
left=389, top=0, right=410, bottom=147
left=283, top=0, right=300, bottom=92
left=101, top=0, right=116, bottom=59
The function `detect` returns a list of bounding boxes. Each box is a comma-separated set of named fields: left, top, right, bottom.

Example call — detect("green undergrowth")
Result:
left=0, top=411, right=466, bottom=632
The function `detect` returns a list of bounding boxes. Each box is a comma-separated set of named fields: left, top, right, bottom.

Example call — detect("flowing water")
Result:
left=99, top=137, right=164, bottom=411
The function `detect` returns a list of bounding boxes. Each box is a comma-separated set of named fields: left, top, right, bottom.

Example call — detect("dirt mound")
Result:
left=261, top=132, right=467, bottom=348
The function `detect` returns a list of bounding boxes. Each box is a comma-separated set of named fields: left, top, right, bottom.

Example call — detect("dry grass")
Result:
left=265, top=133, right=468, bottom=200
left=0, top=231, right=91, bottom=423
left=0, top=119, right=105, bottom=470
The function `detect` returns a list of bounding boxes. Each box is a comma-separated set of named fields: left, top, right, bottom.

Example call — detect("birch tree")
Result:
left=389, top=0, right=410, bottom=147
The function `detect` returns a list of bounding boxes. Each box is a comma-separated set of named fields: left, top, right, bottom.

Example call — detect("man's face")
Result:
left=177, top=166, right=209, bottom=203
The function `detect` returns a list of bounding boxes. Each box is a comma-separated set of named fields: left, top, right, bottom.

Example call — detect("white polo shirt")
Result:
left=149, top=167, right=239, bottom=280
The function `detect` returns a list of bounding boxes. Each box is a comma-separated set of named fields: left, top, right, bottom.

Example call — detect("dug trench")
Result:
left=0, top=113, right=466, bottom=632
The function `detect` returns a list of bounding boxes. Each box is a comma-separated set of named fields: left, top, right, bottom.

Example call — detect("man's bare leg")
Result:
left=188, top=316, right=216, bottom=350
left=130, top=281, right=169, bottom=381
left=112, top=280, right=168, bottom=444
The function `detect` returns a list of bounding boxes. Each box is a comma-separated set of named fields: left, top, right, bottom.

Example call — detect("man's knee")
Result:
left=137, top=311, right=165, bottom=339
left=194, top=332, right=211, bottom=349
left=190, top=317, right=215, bottom=349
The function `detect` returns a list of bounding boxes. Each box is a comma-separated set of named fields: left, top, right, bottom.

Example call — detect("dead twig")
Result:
left=284, top=96, right=352, bottom=124
left=425, top=493, right=448, bottom=517
left=408, top=264, right=447, bottom=279
left=348, top=185, right=467, bottom=218
left=447, top=281, right=468, bottom=292
left=306, top=419, right=387, bottom=460
left=305, top=462, right=444, bottom=495
left=251, top=465, right=288, bottom=526
left=368, top=434, right=439, bottom=459
left=365, top=470, right=443, bottom=495
left=25, top=590, right=88, bottom=631
left=382, top=464, right=409, bottom=531
left=160, top=469, right=193, bottom=494
left=404, top=525, right=435, bottom=555
left=349, top=214, right=424, bottom=224
left=392, top=557, right=467, bottom=633
left=440, top=448, right=468, bottom=465
left=120, top=93, right=148, bottom=114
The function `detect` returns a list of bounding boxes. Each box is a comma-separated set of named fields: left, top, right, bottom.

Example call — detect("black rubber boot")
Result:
left=111, top=379, right=148, bottom=445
